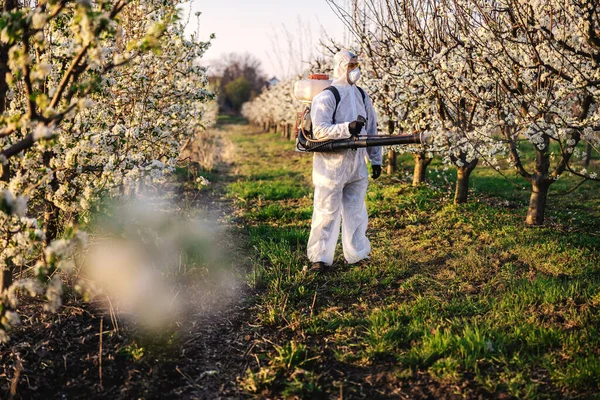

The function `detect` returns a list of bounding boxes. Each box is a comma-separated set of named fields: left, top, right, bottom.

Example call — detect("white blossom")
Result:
left=31, top=12, right=48, bottom=30
left=33, top=124, right=55, bottom=141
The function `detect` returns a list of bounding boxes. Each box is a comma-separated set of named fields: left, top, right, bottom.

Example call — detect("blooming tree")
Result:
left=328, top=0, right=599, bottom=217
left=246, top=0, right=599, bottom=217
left=330, top=0, right=503, bottom=201
left=0, top=0, right=214, bottom=341
left=242, top=78, right=301, bottom=138
left=453, top=0, right=600, bottom=224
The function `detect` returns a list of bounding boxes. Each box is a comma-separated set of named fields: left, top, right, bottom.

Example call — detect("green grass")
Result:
left=227, top=180, right=309, bottom=202
left=222, top=121, right=600, bottom=398
left=217, top=114, right=248, bottom=125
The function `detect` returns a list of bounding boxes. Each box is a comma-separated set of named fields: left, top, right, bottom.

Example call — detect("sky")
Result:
left=181, top=0, right=352, bottom=79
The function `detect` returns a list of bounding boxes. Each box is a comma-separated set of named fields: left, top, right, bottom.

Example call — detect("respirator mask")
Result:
left=347, top=61, right=361, bottom=84
left=348, top=68, right=361, bottom=84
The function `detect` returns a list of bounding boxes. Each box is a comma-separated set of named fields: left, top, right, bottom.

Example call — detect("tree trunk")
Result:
left=43, top=151, right=60, bottom=244
left=2, top=13, right=17, bottom=182
left=0, top=164, right=9, bottom=182
left=584, top=142, right=592, bottom=168
left=0, top=0, right=17, bottom=115
left=44, top=202, right=60, bottom=245
left=526, top=178, right=551, bottom=226
left=454, top=159, right=479, bottom=204
left=1, top=264, right=12, bottom=292
left=525, top=138, right=552, bottom=226
left=0, top=43, right=9, bottom=115
left=387, top=120, right=396, bottom=174
left=137, top=173, right=147, bottom=194
left=413, top=153, right=432, bottom=186
left=387, top=149, right=397, bottom=175
left=0, top=1, right=14, bottom=182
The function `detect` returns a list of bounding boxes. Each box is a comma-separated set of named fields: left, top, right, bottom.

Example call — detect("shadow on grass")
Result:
left=217, top=114, right=248, bottom=125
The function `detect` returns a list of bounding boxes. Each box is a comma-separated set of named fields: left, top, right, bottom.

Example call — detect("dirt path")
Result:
left=0, top=123, right=257, bottom=399
left=163, top=125, right=257, bottom=398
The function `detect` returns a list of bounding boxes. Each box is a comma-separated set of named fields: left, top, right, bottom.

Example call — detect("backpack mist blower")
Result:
left=293, top=74, right=426, bottom=152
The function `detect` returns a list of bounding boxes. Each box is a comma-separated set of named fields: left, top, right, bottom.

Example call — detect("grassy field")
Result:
left=222, top=119, right=600, bottom=399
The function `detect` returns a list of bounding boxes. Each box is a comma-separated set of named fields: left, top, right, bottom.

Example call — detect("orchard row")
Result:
left=243, top=0, right=599, bottom=225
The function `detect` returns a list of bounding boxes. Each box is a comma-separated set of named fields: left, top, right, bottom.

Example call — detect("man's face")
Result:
left=347, top=62, right=360, bottom=72
left=346, top=58, right=360, bottom=84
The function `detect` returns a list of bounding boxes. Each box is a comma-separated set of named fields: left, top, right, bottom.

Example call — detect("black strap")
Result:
left=324, top=86, right=341, bottom=124
left=324, top=86, right=367, bottom=124
left=357, top=87, right=366, bottom=103
left=357, top=87, right=367, bottom=121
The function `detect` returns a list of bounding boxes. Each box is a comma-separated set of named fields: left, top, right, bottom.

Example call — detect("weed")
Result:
left=117, top=342, right=145, bottom=362
left=239, top=341, right=323, bottom=397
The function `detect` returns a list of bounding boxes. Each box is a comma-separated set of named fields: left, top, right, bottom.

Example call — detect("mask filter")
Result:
left=348, top=68, right=361, bottom=84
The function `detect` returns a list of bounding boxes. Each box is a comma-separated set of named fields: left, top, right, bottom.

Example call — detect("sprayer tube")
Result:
left=297, top=129, right=422, bottom=152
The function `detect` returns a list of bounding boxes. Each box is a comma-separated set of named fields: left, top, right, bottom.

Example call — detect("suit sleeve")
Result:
left=365, top=93, right=382, bottom=166
left=311, top=91, right=352, bottom=140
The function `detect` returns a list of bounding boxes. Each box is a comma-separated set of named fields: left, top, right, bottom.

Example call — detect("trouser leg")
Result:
left=307, top=185, right=343, bottom=266
left=341, top=176, right=370, bottom=264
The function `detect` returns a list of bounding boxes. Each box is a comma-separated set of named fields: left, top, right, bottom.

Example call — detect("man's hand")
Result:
left=372, top=165, right=382, bottom=179
left=348, top=120, right=365, bottom=138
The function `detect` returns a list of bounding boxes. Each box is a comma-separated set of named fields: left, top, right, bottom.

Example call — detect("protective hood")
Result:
left=332, top=50, right=358, bottom=85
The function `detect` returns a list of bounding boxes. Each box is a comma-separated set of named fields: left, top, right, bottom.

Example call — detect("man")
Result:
left=307, top=49, right=382, bottom=273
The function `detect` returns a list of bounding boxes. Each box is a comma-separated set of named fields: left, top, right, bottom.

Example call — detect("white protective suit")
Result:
left=307, top=50, right=382, bottom=266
